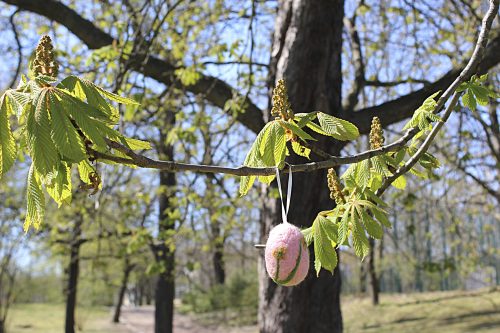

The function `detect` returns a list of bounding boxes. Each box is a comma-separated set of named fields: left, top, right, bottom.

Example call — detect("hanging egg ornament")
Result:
left=264, top=222, right=309, bottom=286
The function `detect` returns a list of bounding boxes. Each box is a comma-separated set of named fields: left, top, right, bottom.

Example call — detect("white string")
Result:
left=275, top=165, right=293, bottom=224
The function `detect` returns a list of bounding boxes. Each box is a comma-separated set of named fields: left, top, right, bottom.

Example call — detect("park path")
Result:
left=119, top=306, right=257, bottom=333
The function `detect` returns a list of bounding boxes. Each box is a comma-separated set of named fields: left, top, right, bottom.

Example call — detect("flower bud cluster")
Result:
left=271, top=79, right=293, bottom=120
left=33, top=35, right=58, bottom=78
left=327, top=168, right=344, bottom=205
left=369, top=116, right=384, bottom=149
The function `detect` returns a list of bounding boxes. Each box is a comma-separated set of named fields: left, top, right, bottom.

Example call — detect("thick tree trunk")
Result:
left=259, top=1, right=344, bottom=332
left=154, top=111, right=177, bottom=333
left=113, top=257, right=134, bottom=323
left=65, top=215, right=83, bottom=333
left=368, top=238, right=379, bottom=305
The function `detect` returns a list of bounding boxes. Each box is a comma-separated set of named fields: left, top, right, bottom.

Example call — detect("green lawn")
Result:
left=6, top=288, right=500, bottom=333
left=5, top=303, right=127, bottom=333
left=343, top=288, right=500, bottom=333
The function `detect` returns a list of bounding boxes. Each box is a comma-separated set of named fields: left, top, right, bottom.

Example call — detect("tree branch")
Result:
left=90, top=131, right=415, bottom=176
left=346, top=25, right=500, bottom=134
left=364, top=78, right=431, bottom=87
left=342, top=6, right=365, bottom=112
left=376, top=0, right=499, bottom=196
left=1, top=0, right=265, bottom=133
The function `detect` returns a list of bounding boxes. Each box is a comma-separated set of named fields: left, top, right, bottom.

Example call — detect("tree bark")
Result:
left=259, top=1, right=344, bottom=332
left=154, top=110, right=177, bottom=333
left=65, top=214, right=83, bottom=333
left=113, top=257, right=134, bottom=323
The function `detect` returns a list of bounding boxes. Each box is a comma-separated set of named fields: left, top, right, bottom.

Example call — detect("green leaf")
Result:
left=391, top=175, right=406, bottom=190
left=403, top=91, right=441, bottom=130
left=370, top=156, right=391, bottom=177
left=372, top=208, right=391, bottom=228
left=57, top=88, right=115, bottom=124
left=306, top=121, right=329, bottom=136
left=77, top=159, right=96, bottom=185
left=4, top=90, right=30, bottom=117
left=470, top=85, right=490, bottom=106
left=313, top=215, right=338, bottom=275
left=26, top=89, right=59, bottom=176
left=239, top=174, right=257, bottom=196
left=302, top=227, right=313, bottom=246
left=60, top=75, right=139, bottom=105
left=45, top=161, right=72, bottom=207
left=291, top=141, right=311, bottom=159
left=261, top=121, right=286, bottom=167
left=294, top=112, right=318, bottom=128
left=48, top=92, right=87, bottom=163
left=279, top=120, right=316, bottom=141
left=58, top=93, right=109, bottom=148
left=351, top=212, right=370, bottom=259
left=24, top=165, right=45, bottom=231
left=0, top=95, right=17, bottom=179
left=338, top=207, right=350, bottom=245
left=341, top=159, right=370, bottom=186
left=360, top=210, right=383, bottom=239
left=121, top=137, right=152, bottom=150
left=419, top=152, right=440, bottom=170
left=316, top=112, right=359, bottom=140
left=462, top=90, right=476, bottom=111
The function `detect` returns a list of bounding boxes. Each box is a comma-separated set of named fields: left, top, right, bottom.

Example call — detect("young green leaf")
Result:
left=26, top=89, right=60, bottom=176
left=313, top=215, right=338, bottom=275
left=48, top=92, right=87, bottom=163
left=291, top=141, right=311, bottom=159
left=360, top=210, right=383, bottom=239
left=45, top=161, right=72, bottom=207
left=0, top=95, right=17, bottom=179
left=278, top=120, right=316, bottom=141
left=351, top=212, right=370, bottom=259
left=24, top=165, right=45, bottom=231
left=317, top=112, right=359, bottom=140
left=391, top=175, right=407, bottom=190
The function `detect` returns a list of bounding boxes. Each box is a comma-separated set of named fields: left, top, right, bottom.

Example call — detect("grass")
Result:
left=5, top=288, right=500, bottom=333
left=5, top=303, right=127, bottom=333
left=342, top=288, right=500, bottom=333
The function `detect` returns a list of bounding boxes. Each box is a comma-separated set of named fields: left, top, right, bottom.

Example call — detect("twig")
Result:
left=376, top=0, right=499, bottom=196
left=376, top=93, right=460, bottom=195
left=94, top=130, right=414, bottom=176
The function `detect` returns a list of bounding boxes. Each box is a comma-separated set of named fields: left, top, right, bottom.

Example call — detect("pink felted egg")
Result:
left=264, top=222, right=309, bottom=286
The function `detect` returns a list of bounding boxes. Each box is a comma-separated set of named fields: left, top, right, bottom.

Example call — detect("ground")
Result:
left=6, top=288, right=500, bottom=333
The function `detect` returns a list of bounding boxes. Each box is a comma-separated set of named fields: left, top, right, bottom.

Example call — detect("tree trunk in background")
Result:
left=359, top=261, right=367, bottom=293
left=154, top=111, right=177, bottom=333
left=368, top=238, right=379, bottom=305
left=212, top=231, right=226, bottom=285
left=410, top=212, right=423, bottom=292
left=379, top=234, right=385, bottom=292
left=259, top=1, right=344, bottom=332
left=65, top=214, right=83, bottom=333
left=392, top=209, right=402, bottom=293
left=113, top=257, right=134, bottom=323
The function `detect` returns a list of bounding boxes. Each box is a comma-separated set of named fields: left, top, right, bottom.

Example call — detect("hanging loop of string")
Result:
left=275, top=164, right=293, bottom=224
